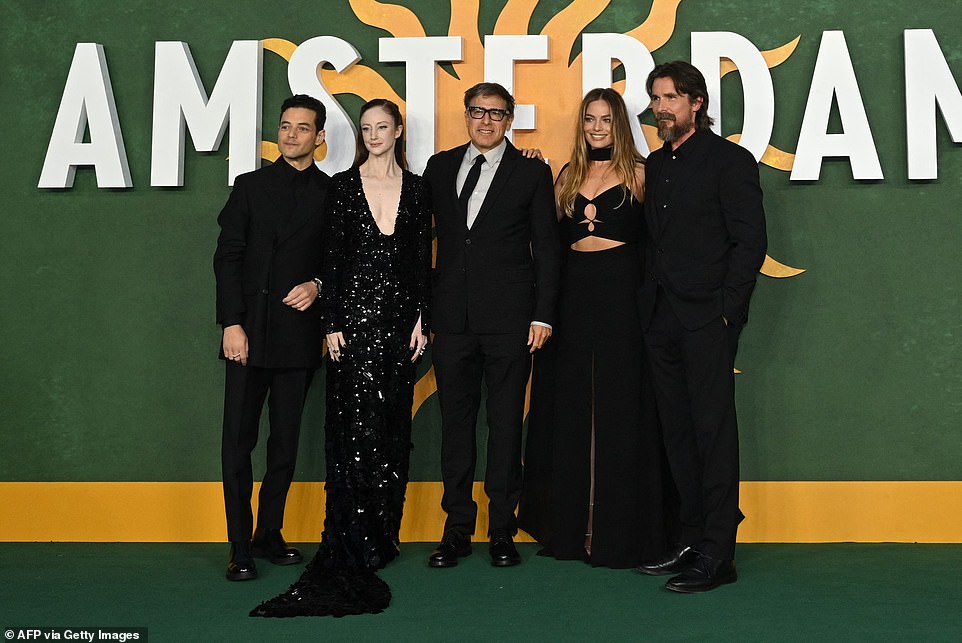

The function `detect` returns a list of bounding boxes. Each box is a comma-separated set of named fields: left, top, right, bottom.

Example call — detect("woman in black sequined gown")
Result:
left=252, top=99, right=431, bottom=617
left=519, top=88, right=667, bottom=569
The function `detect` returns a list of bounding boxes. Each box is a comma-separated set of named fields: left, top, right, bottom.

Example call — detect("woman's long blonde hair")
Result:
left=558, top=88, right=644, bottom=217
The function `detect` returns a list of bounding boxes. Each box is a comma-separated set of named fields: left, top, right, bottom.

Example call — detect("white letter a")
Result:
left=39, top=43, right=132, bottom=189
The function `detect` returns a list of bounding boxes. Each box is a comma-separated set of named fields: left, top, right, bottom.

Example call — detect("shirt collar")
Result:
left=276, top=157, right=318, bottom=177
left=466, top=138, right=508, bottom=166
left=662, top=128, right=705, bottom=159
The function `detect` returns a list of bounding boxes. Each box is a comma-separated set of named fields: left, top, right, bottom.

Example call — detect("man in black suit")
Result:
left=423, top=83, right=560, bottom=568
left=213, top=94, right=330, bottom=581
left=635, top=62, right=767, bottom=592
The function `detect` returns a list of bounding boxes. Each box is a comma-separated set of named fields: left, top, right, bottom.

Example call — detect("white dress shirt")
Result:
left=455, top=139, right=551, bottom=331
left=456, top=139, right=508, bottom=230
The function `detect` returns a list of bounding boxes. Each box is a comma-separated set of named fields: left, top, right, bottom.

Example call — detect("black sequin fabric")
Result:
left=251, top=167, right=432, bottom=618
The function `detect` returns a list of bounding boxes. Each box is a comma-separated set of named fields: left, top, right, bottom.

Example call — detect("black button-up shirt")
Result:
left=652, top=130, right=705, bottom=230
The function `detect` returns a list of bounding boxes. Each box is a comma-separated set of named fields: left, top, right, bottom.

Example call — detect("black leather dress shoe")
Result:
left=489, top=529, right=521, bottom=567
left=251, top=528, right=302, bottom=566
left=665, top=554, right=737, bottom=593
left=635, top=545, right=699, bottom=576
left=226, top=541, right=258, bottom=581
left=429, top=530, right=472, bottom=568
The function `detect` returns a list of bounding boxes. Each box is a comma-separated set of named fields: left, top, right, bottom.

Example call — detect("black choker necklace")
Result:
left=588, top=147, right=613, bottom=161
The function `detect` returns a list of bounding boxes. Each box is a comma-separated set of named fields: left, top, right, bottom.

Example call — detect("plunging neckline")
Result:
left=359, top=168, right=404, bottom=237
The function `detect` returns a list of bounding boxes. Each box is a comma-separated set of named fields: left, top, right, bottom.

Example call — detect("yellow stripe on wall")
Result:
left=738, top=481, right=962, bottom=542
left=1, top=481, right=961, bottom=543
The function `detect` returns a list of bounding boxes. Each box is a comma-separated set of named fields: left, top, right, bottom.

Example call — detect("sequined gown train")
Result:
left=251, top=167, right=432, bottom=617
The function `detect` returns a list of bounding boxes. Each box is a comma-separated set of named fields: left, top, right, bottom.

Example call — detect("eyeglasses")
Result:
left=466, top=106, right=510, bottom=121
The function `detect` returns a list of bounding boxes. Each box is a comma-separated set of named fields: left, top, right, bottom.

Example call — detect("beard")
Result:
left=656, top=112, right=694, bottom=143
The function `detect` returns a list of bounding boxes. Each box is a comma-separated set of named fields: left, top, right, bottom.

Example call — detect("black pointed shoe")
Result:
left=665, top=554, right=737, bottom=593
left=489, top=529, right=521, bottom=567
left=226, top=541, right=258, bottom=581
left=635, top=545, right=699, bottom=576
left=428, top=530, right=472, bottom=568
left=251, top=528, right=302, bottom=566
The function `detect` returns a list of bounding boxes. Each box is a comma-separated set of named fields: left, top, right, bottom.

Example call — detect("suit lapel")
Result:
left=645, top=151, right=665, bottom=241
left=471, top=141, right=519, bottom=231
left=275, top=164, right=322, bottom=245
left=261, top=162, right=297, bottom=243
left=443, top=144, right=469, bottom=229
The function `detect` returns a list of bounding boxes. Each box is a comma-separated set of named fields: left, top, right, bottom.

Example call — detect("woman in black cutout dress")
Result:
left=519, top=88, right=667, bottom=569
left=251, top=99, right=431, bottom=617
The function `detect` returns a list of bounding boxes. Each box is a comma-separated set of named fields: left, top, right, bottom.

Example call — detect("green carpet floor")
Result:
left=1, top=544, right=960, bottom=641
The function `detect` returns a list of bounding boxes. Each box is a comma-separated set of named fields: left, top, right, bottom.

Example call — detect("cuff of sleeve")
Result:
left=530, top=321, right=552, bottom=330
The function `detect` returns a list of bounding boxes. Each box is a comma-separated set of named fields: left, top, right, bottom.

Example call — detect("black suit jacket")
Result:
left=213, top=158, right=330, bottom=368
left=423, top=141, right=560, bottom=334
left=639, top=129, right=767, bottom=331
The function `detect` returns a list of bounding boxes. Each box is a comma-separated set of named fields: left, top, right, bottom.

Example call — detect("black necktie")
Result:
left=458, top=154, right=486, bottom=216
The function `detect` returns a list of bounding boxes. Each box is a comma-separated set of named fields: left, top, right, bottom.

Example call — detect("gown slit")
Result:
left=519, top=184, right=667, bottom=569
left=585, top=351, right=596, bottom=556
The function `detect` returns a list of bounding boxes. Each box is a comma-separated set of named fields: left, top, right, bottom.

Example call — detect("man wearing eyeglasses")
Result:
left=423, top=82, right=560, bottom=569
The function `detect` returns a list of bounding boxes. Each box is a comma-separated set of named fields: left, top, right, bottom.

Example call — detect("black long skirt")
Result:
left=520, top=243, right=667, bottom=568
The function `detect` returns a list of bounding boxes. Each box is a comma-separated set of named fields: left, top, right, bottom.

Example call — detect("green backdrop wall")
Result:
left=2, top=0, right=960, bottom=493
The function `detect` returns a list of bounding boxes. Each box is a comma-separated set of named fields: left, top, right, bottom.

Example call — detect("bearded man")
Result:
left=635, top=61, right=767, bottom=593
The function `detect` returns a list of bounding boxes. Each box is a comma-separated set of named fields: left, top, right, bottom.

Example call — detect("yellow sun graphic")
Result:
left=261, top=0, right=806, bottom=403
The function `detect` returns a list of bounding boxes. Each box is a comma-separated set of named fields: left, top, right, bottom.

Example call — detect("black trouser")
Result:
left=432, top=330, right=531, bottom=536
left=221, top=362, right=313, bottom=542
left=643, top=290, right=742, bottom=560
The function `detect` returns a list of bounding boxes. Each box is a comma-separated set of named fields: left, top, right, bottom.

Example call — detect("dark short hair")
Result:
left=463, top=82, right=515, bottom=114
left=645, top=61, right=714, bottom=130
left=280, top=94, right=326, bottom=131
left=353, top=98, right=407, bottom=169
